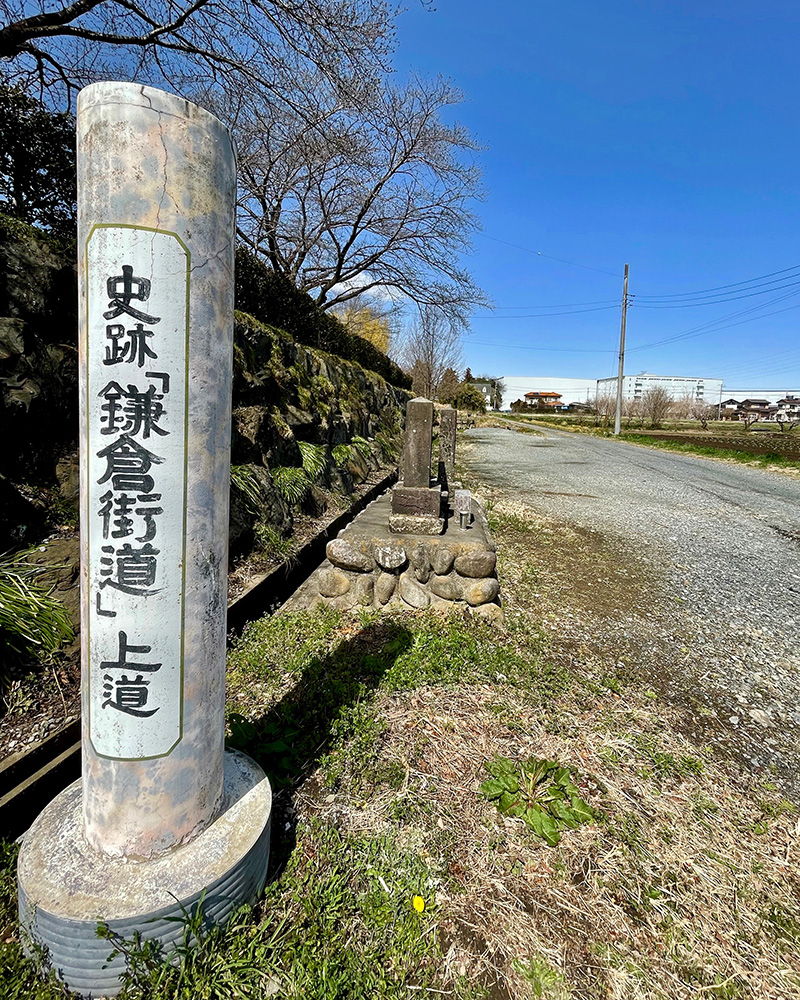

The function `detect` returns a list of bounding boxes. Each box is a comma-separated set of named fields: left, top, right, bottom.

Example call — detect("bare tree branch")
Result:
left=232, top=72, right=487, bottom=326
left=0, top=0, right=395, bottom=109
left=396, top=305, right=463, bottom=399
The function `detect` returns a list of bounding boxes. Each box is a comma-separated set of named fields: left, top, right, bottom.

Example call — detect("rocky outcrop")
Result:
left=228, top=311, right=410, bottom=556
left=232, top=311, right=408, bottom=475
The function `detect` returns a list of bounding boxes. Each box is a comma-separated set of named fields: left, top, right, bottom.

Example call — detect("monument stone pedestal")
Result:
left=389, top=397, right=444, bottom=535
left=17, top=82, right=271, bottom=997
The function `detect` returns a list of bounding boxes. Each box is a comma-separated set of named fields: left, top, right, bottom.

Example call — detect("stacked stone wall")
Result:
left=308, top=494, right=502, bottom=623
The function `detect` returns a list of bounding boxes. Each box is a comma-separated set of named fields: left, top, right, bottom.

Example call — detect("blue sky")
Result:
left=392, top=1, right=800, bottom=393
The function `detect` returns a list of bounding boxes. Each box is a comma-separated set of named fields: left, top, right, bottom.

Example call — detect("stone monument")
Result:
left=389, top=397, right=444, bottom=535
left=17, top=83, right=272, bottom=997
left=438, top=406, right=457, bottom=494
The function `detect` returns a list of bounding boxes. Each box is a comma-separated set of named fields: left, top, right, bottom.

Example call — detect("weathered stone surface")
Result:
left=472, top=602, right=504, bottom=625
left=399, top=572, right=430, bottom=608
left=375, top=544, right=407, bottom=571
left=328, top=591, right=357, bottom=610
left=375, top=572, right=397, bottom=605
left=17, top=751, right=272, bottom=1000
left=0, top=316, right=25, bottom=357
left=438, top=407, right=457, bottom=487
left=388, top=514, right=444, bottom=536
left=454, top=549, right=497, bottom=578
left=409, top=544, right=430, bottom=582
left=453, top=489, right=471, bottom=516
left=402, top=397, right=435, bottom=488
left=303, top=488, right=500, bottom=613
left=326, top=538, right=374, bottom=572
left=318, top=567, right=352, bottom=597
left=345, top=449, right=370, bottom=485
left=352, top=573, right=375, bottom=606
left=429, top=573, right=464, bottom=601
left=229, top=463, right=291, bottom=557
left=431, top=547, right=455, bottom=575
left=409, top=543, right=430, bottom=571
left=77, top=81, right=237, bottom=855
left=463, top=578, right=500, bottom=607
left=55, top=450, right=79, bottom=507
left=391, top=485, right=441, bottom=517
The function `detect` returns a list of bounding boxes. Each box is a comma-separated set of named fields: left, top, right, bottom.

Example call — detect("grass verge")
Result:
left=493, top=414, right=800, bottom=472
left=619, top=434, right=800, bottom=471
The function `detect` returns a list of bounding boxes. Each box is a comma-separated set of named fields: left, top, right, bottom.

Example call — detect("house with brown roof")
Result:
left=523, top=391, right=563, bottom=409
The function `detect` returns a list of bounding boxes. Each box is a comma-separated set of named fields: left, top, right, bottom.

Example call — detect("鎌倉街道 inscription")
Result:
left=85, top=225, right=189, bottom=760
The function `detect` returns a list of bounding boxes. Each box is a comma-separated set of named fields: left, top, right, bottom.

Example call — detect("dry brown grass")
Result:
left=300, top=673, right=800, bottom=998
left=290, top=487, right=800, bottom=999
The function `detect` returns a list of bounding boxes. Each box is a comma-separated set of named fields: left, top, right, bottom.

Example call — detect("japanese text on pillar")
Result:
left=86, top=228, right=188, bottom=759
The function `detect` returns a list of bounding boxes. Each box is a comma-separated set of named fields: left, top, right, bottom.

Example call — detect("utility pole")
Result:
left=613, top=263, right=630, bottom=436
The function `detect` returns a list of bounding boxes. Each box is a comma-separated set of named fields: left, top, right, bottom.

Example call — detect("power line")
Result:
left=472, top=304, right=619, bottom=318
left=466, top=340, right=615, bottom=353
left=635, top=263, right=800, bottom=300
left=714, top=345, right=800, bottom=377
left=627, top=288, right=800, bottom=353
left=633, top=276, right=800, bottom=308
left=476, top=298, right=619, bottom=309
left=475, top=233, right=621, bottom=277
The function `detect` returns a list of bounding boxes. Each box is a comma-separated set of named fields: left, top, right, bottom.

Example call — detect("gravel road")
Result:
left=462, top=425, right=800, bottom=795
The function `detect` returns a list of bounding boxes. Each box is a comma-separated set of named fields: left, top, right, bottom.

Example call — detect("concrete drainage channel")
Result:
left=0, top=469, right=398, bottom=842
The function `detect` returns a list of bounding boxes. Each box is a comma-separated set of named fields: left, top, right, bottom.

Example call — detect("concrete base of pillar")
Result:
left=17, top=750, right=272, bottom=998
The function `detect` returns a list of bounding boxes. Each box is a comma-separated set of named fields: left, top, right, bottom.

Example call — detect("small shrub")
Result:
left=332, top=444, right=353, bottom=468
left=253, top=521, right=292, bottom=559
left=298, top=441, right=327, bottom=480
left=351, top=436, right=373, bottom=461
left=271, top=466, right=310, bottom=506
left=0, top=549, right=73, bottom=663
left=230, top=464, right=268, bottom=516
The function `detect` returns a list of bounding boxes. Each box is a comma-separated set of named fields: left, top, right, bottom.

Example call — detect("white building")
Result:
left=595, top=372, right=723, bottom=403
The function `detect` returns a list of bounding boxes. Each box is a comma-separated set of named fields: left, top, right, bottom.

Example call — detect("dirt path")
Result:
left=461, top=425, right=800, bottom=798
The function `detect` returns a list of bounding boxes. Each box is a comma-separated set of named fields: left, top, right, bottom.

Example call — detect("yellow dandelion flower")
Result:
left=412, top=895, right=425, bottom=912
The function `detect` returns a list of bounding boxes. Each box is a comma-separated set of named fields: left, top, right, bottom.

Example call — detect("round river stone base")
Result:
left=17, top=749, right=271, bottom=998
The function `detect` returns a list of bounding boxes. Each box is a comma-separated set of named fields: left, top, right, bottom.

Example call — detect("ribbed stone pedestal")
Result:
left=18, top=750, right=271, bottom=997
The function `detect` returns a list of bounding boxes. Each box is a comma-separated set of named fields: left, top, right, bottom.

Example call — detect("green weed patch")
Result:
left=480, top=755, right=595, bottom=846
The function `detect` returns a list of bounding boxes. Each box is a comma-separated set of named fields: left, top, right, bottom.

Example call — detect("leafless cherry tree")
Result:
left=3, top=2, right=487, bottom=328
left=593, top=391, right=616, bottom=428
left=776, top=414, right=800, bottom=433
left=0, top=0, right=393, bottom=107
left=690, top=400, right=717, bottom=430
left=641, top=386, right=673, bottom=428
left=231, top=72, right=487, bottom=325
left=398, top=305, right=463, bottom=400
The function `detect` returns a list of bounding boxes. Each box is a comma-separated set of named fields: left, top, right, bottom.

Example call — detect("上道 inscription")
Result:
left=86, top=225, right=189, bottom=760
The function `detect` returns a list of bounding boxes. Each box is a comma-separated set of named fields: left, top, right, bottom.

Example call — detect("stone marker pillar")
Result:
left=17, top=83, right=272, bottom=998
left=438, top=406, right=457, bottom=494
left=390, top=397, right=443, bottom=534
left=402, top=397, right=435, bottom=487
